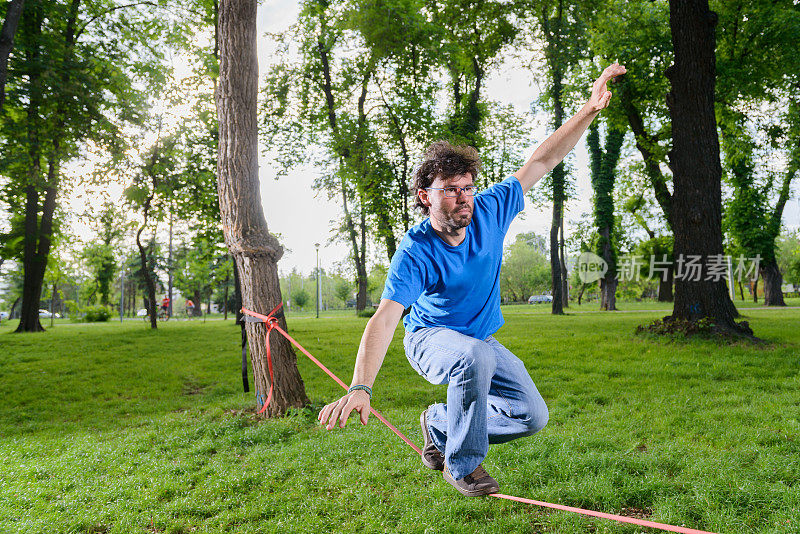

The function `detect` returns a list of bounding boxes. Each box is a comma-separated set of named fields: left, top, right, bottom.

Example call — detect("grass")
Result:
left=0, top=306, right=798, bottom=533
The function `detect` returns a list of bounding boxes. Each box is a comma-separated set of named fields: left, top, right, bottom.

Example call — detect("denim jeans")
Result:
left=403, top=327, right=549, bottom=480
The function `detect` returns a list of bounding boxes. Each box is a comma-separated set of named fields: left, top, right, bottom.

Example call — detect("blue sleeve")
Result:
left=381, top=249, right=425, bottom=308
left=475, top=176, right=524, bottom=234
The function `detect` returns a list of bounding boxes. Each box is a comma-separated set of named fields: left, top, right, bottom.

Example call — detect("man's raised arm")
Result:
left=514, top=63, right=627, bottom=194
left=318, top=298, right=406, bottom=430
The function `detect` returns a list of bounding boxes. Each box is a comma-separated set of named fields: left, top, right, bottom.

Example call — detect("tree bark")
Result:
left=657, top=265, right=674, bottom=302
left=217, top=0, right=308, bottom=416
left=136, top=193, right=157, bottom=330
left=666, top=0, right=749, bottom=335
left=0, top=0, right=24, bottom=113
left=752, top=276, right=758, bottom=303
left=760, top=261, right=786, bottom=306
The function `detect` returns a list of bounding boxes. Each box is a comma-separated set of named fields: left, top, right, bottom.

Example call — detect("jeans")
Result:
left=404, top=327, right=549, bottom=480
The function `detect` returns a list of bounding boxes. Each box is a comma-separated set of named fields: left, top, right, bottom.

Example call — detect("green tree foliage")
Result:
left=500, top=232, right=551, bottom=302
left=263, top=0, right=530, bottom=311
left=587, top=119, right=625, bottom=310
left=80, top=202, right=126, bottom=306
left=777, top=231, right=800, bottom=286
left=292, top=288, right=310, bottom=311
left=0, top=0, right=175, bottom=331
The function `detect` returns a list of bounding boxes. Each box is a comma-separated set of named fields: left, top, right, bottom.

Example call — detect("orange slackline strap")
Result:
left=241, top=302, right=282, bottom=413
left=239, top=306, right=716, bottom=534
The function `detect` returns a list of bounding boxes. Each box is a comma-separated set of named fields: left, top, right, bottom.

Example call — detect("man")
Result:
left=319, top=63, right=627, bottom=496
left=160, top=296, right=170, bottom=316
left=185, top=298, right=195, bottom=317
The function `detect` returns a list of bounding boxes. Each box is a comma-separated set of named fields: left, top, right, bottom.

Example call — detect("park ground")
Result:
left=0, top=301, right=798, bottom=533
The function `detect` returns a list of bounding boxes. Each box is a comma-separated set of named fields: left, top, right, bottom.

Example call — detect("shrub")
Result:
left=83, top=305, right=112, bottom=322
left=357, top=309, right=376, bottom=318
left=63, top=300, right=80, bottom=320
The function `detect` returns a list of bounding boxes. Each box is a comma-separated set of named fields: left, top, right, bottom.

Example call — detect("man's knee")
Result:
left=519, top=396, right=549, bottom=436
left=451, top=339, right=496, bottom=380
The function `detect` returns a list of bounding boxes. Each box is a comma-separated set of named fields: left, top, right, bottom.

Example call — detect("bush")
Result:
left=83, top=305, right=112, bottom=322
left=63, top=300, right=80, bottom=321
left=357, top=308, right=376, bottom=318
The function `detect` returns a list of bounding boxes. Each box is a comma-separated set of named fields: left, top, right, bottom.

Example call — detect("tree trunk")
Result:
left=216, top=0, right=308, bottom=416
left=137, top=231, right=157, bottom=329
left=665, top=0, right=749, bottom=335
left=737, top=280, right=744, bottom=301
left=577, top=284, right=586, bottom=305
left=0, top=0, right=24, bottom=113
left=760, top=261, right=786, bottom=306
left=600, top=277, right=618, bottom=311
left=356, top=207, right=368, bottom=310
left=599, top=227, right=618, bottom=311
left=752, top=275, right=758, bottom=303
left=657, top=265, right=674, bottom=302
left=223, top=271, right=229, bottom=320
left=559, top=219, right=569, bottom=307
left=192, top=290, right=202, bottom=316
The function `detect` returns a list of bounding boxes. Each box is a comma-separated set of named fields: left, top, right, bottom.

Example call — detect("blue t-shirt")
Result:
left=381, top=175, right=524, bottom=340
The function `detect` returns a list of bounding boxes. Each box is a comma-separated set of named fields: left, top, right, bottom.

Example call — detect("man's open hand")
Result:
left=586, top=63, right=627, bottom=113
left=318, top=389, right=371, bottom=430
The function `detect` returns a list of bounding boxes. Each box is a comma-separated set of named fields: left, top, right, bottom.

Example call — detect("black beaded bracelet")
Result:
left=348, top=384, right=373, bottom=399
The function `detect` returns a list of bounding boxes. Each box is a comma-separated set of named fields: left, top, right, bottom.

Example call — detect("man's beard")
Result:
left=444, top=205, right=472, bottom=229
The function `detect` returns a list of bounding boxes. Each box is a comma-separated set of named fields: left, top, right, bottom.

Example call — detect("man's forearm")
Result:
left=349, top=305, right=401, bottom=388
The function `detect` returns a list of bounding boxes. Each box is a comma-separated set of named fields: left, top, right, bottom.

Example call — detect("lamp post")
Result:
left=315, top=243, right=320, bottom=318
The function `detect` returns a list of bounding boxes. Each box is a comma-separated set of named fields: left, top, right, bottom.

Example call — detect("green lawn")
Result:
left=0, top=306, right=798, bottom=533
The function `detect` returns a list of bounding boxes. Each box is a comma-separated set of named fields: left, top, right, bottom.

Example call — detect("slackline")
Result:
left=241, top=305, right=718, bottom=534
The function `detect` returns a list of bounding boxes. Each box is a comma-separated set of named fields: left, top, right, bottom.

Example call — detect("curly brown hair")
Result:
left=412, top=141, right=482, bottom=216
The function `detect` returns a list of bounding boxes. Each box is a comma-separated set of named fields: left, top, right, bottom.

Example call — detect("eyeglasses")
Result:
left=425, top=185, right=479, bottom=198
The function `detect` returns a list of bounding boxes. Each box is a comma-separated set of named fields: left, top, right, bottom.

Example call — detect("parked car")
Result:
left=0, top=311, right=9, bottom=320
left=136, top=308, right=148, bottom=317
left=38, top=309, right=52, bottom=318
left=528, top=294, right=553, bottom=304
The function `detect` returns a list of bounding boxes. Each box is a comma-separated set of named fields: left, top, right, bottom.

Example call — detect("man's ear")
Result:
left=418, top=188, right=431, bottom=209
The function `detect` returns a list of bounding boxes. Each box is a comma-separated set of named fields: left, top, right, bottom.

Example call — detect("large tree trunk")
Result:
left=216, top=0, right=308, bottom=416
left=760, top=261, right=786, bottom=306
left=665, top=0, right=749, bottom=335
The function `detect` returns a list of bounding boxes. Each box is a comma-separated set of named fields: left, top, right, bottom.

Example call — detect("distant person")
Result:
left=318, top=64, right=627, bottom=496
left=160, top=296, right=170, bottom=316
left=185, top=298, right=195, bottom=316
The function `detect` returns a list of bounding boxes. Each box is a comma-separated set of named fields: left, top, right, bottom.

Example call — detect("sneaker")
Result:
left=443, top=464, right=500, bottom=497
left=420, top=408, right=445, bottom=471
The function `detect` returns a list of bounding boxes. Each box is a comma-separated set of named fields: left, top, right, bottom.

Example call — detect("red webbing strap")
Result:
left=238, top=306, right=716, bottom=534
left=241, top=303, right=283, bottom=414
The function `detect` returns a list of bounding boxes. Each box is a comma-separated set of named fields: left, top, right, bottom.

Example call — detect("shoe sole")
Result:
left=442, top=468, right=500, bottom=497
left=420, top=409, right=444, bottom=471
